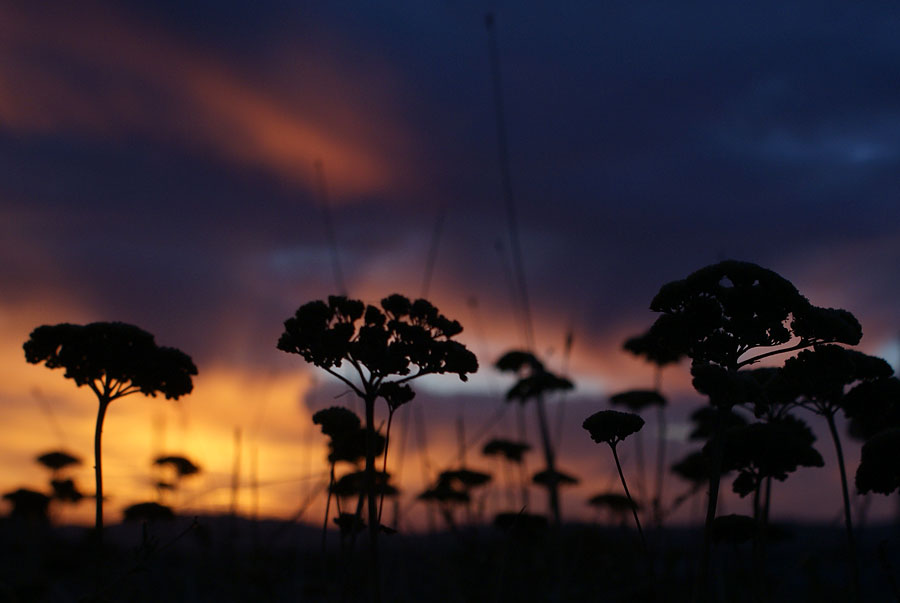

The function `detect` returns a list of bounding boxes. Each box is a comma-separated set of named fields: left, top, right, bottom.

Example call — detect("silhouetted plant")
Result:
left=35, top=450, right=85, bottom=518
left=23, top=322, right=196, bottom=552
left=624, top=328, right=685, bottom=526
left=278, top=294, right=477, bottom=601
left=780, top=344, right=892, bottom=597
left=715, top=416, right=823, bottom=499
left=50, top=478, right=84, bottom=504
left=588, top=492, right=639, bottom=526
left=482, top=438, right=530, bottom=509
left=688, top=406, right=749, bottom=441
left=482, top=438, right=530, bottom=462
left=419, top=475, right=471, bottom=530
left=644, top=260, right=862, bottom=599
left=2, top=488, right=50, bottom=522
left=37, top=450, right=81, bottom=476
left=843, top=377, right=900, bottom=441
left=313, top=406, right=362, bottom=550
left=610, top=389, right=664, bottom=516
left=122, top=501, right=175, bottom=522
left=856, top=429, right=900, bottom=495
left=496, top=350, right=573, bottom=526
left=583, top=410, right=648, bottom=555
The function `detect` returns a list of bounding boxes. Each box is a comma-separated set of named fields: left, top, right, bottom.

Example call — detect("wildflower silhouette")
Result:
left=482, top=438, right=531, bottom=509
left=583, top=410, right=648, bottom=554
left=312, top=406, right=365, bottom=550
left=122, top=501, right=174, bottom=522
left=418, top=474, right=472, bottom=530
left=856, top=428, right=900, bottom=495
left=278, top=294, right=477, bottom=602
left=37, top=450, right=81, bottom=477
left=36, top=451, right=85, bottom=507
left=624, top=327, right=684, bottom=525
left=3, top=488, right=51, bottom=522
left=780, top=344, right=892, bottom=597
left=644, top=260, right=862, bottom=600
left=588, top=492, right=639, bottom=526
left=23, top=322, right=196, bottom=551
left=496, top=350, right=573, bottom=525
left=843, top=377, right=900, bottom=441
left=715, top=416, right=823, bottom=514
left=609, top=389, right=665, bottom=513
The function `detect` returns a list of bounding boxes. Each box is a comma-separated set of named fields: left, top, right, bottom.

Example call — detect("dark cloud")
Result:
left=3, top=0, right=900, bottom=373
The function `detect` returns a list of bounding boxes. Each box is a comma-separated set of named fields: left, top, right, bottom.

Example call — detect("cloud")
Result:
left=0, top=1, right=415, bottom=200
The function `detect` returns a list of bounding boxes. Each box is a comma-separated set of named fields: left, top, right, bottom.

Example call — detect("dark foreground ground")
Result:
left=3, top=515, right=900, bottom=602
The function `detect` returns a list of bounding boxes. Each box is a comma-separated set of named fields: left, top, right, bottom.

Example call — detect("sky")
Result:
left=2, top=0, right=900, bottom=528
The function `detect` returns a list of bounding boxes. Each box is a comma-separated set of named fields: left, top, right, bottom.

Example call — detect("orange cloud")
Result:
left=0, top=1, right=414, bottom=200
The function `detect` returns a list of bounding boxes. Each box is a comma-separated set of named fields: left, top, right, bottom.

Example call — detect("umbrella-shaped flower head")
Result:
left=36, top=451, right=81, bottom=473
left=482, top=438, right=531, bottom=463
left=154, top=455, right=201, bottom=478
left=532, top=468, right=579, bottom=488
left=583, top=410, right=645, bottom=447
left=856, top=429, right=900, bottom=495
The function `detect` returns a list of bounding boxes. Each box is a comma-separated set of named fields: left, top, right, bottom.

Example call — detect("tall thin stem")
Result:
left=323, top=462, right=335, bottom=554
left=363, top=394, right=382, bottom=603
left=655, top=404, right=667, bottom=526
left=534, top=393, right=560, bottom=525
left=826, top=412, right=861, bottom=603
left=696, top=406, right=726, bottom=603
left=93, top=398, right=109, bottom=545
left=93, top=396, right=110, bottom=593
left=378, top=410, right=395, bottom=524
left=611, top=444, right=649, bottom=559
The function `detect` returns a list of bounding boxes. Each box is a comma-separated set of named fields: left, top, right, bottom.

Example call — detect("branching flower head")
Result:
left=711, top=415, right=824, bottom=497
left=278, top=295, right=478, bottom=389
left=583, top=409, right=645, bottom=447
left=856, top=429, right=900, bottom=495
left=482, top=438, right=530, bottom=463
left=647, top=261, right=862, bottom=369
left=23, top=322, right=197, bottom=400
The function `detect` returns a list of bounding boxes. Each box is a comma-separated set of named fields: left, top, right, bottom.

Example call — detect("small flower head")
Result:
left=583, top=409, right=645, bottom=447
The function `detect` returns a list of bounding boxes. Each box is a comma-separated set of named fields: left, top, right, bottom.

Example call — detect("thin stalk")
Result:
left=363, top=394, right=382, bottom=603
left=93, top=396, right=110, bottom=594
left=635, top=428, right=647, bottom=503
left=655, top=404, right=667, bottom=526
left=826, top=412, right=861, bottom=603
left=378, top=409, right=396, bottom=524
left=695, top=406, right=727, bottom=603
left=323, top=462, right=335, bottom=554
left=610, top=444, right=650, bottom=562
left=534, top=393, right=560, bottom=525
left=752, top=478, right=764, bottom=603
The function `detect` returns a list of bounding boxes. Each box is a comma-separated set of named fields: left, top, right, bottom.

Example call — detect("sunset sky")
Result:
left=2, top=1, right=899, bottom=528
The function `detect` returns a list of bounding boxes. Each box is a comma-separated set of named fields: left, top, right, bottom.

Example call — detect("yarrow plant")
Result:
left=278, top=294, right=477, bottom=603
left=23, top=322, right=196, bottom=549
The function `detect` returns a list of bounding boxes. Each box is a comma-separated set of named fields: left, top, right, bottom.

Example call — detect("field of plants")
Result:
left=4, top=260, right=900, bottom=602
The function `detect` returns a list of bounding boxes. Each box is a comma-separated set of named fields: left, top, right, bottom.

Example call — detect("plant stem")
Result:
left=695, top=406, right=726, bottom=603
left=323, top=462, right=335, bottom=555
left=534, top=393, right=561, bottom=525
left=826, top=412, right=861, bottom=602
left=655, top=404, right=667, bottom=527
left=93, top=396, right=109, bottom=593
left=363, top=394, right=381, bottom=603
left=378, top=409, right=395, bottom=524
left=611, top=444, right=648, bottom=558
